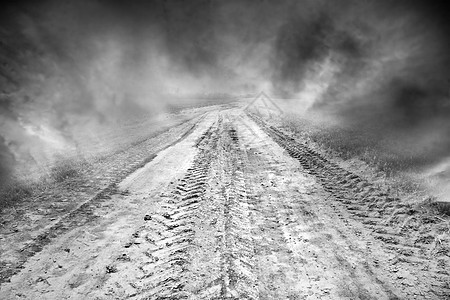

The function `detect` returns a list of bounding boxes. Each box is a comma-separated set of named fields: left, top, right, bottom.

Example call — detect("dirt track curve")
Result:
left=0, top=108, right=449, bottom=299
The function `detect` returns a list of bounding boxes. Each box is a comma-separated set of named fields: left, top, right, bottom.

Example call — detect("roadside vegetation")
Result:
left=282, top=115, right=423, bottom=174
left=0, top=156, right=89, bottom=211
left=277, top=113, right=438, bottom=205
left=0, top=107, right=205, bottom=211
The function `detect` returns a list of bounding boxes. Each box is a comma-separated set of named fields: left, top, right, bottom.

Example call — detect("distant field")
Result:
left=263, top=112, right=450, bottom=209
left=0, top=105, right=215, bottom=210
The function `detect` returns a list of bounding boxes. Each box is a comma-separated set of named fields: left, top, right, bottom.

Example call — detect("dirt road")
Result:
left=0, top=107, right=449, bottom=299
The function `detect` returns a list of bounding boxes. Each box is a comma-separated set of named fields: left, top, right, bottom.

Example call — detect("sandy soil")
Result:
left=0, top=106, right=449, bottom=299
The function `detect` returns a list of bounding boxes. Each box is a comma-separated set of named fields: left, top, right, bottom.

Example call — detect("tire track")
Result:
left=249, top=113, right=450, bottom=298
left=213, top=126, right=258, bottom=300
left=123, top=120, right=220, bottom=299
left=236, top=114, right=399, bottom=299
left=0, top=114, right=206, bottom=287
left=193, top=122, right=258, bottom=300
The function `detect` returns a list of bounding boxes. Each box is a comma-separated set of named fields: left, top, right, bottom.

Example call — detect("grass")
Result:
left=282, top=114, right=424, bottom=175
left=269, top=113, right=450, bottom=218
left=49, top=159, right=85, bottom=183
left=0, top=107, right=204, bottom=212
left=279, top=113, right=434, bottom=197
left=0, top=182, right=33, bottom=210
left=0, top=157, right=90, bottom=212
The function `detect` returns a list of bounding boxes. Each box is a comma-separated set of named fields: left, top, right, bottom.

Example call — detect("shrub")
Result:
left=50, top=159, right=82, bottom=183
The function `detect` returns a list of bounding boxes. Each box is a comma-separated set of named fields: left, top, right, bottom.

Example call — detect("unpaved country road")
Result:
left=0, top=108, right=449, bottom=299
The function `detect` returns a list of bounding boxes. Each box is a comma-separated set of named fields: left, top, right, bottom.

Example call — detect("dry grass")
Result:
left=0, top=157, right=89, bottom=211
left=49, top=162, right=78, bottom=183
left=282, top=114, right=423, bottom=175
left=276, top=113, right=450, bottom=217
left=0, top=182, right=33, bottom=210
left=0, top=107, right=205, bottom=212
left=48, top=157, right=90, bottom=183
left=279, top=114, right=432, bottom=196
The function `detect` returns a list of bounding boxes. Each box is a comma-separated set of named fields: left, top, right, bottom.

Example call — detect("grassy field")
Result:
left=275, top=113, right=434, bottom=200
left=0, top=107, right=206, bottom=211
left=265, top=113, right=450, bottom=217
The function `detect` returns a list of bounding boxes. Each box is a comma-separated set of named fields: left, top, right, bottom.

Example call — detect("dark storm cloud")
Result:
left=271, top=12, right=332, bottom=96
left=1, top=0, right=224, bottom=125
left=95, top=0, right=219, bottom=75
left=271, top=0, right=449, bottom=93
left=275, top=0, right=450, bottom=171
